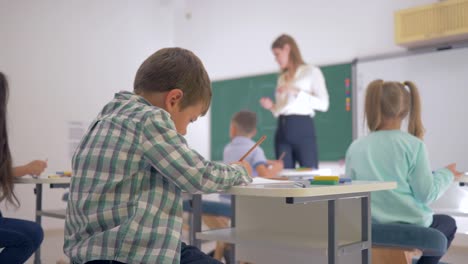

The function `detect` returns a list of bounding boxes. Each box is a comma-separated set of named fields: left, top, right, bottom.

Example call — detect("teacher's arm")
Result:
left=259, top=97, right=280, bottom=117
left=302, top=67, right=329, bottom=112
left=289, top=66, right=329, bottom=112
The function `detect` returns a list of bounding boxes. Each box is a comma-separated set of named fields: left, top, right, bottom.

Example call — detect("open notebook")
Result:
left=279, top=168, right=333, bottom=179
left=249, top=177, right=292, bottom=185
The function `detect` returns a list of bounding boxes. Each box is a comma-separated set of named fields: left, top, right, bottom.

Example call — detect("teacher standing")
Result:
left=260, top=34, right=329, bottom=169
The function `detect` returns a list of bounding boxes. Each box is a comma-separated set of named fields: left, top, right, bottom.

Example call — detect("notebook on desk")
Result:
left=279, top=168, right=333, bottom=180
left=249, top=177, right=292, bottom=185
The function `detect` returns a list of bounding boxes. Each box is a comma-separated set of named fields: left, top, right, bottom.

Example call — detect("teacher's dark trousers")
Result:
left=275, top=115, right=318, bottom=169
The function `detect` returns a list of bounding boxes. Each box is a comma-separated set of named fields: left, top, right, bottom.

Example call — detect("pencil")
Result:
left=278, top=151, right=286, bottom=161
left=239, top=135, right=267, bottom=161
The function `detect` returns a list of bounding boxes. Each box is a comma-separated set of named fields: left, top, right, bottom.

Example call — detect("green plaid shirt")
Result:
left=64, top=91, right=251, bottom=264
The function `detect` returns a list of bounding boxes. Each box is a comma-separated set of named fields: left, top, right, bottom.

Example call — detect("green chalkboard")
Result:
left=211, top=63, right=353, bottom=162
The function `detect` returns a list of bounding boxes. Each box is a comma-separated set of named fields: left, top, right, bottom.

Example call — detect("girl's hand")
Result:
left=259, top=97, right=274, bottom=110
left=446, top=163, right=462, bottom=178
left=25, top=160, right=48, bottom=176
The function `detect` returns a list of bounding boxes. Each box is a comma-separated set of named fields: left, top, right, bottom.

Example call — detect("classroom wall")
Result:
left=172, top=0, right=436, bottom=158
left=0, top=0, right=447, bottom=229
left=0, top=0, right=174, bottom=229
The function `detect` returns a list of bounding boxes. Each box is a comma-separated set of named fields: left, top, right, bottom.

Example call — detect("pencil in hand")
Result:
left=278, top=151, right=286, bottom=161
left=239, top=135, right=267, bottom=161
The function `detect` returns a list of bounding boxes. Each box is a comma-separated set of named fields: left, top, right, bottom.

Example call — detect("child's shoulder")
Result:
left=350, top=130, right=423, bottom=149
left=98, top=92, right=175, bottom=134
left=382, top=130, right=423, bottom=145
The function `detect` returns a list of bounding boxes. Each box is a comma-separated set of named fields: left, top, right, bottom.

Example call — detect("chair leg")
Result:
left=202, top=215, right=230, bottom=261
left=404, top=248, right=422, bottom=264
left=213, top=241, right=227, bottom=260
left=372, top=247, right=411, bottom=264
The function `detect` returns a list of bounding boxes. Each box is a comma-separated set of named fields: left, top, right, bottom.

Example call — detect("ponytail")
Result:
left=404, top=81, right=425, bottom=139
left=365, top=79, right=384, bottom=132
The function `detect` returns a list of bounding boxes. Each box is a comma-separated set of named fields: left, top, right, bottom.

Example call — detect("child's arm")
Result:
left=408, top=143, right=455, bottom=204
left=256, top=160, right=284, bottom=179
left=13, top=160, right=48, bottom=177
left=141, top=116, right=252, bottom=194
left=232, top=161, right=253, bottom=176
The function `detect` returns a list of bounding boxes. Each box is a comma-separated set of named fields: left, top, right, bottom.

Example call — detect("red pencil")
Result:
left=278, top=152, right=286, bottom=161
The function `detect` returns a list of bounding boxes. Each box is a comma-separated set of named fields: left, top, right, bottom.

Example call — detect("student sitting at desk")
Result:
left=63, top=48, right=252, bottom=264
left=345, top=80, right=462, bottom=264
left=223, top=110, right=284, bottom=178
left=0, top=72, right=47, bottom=263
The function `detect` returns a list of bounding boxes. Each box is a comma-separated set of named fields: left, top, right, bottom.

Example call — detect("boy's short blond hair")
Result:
left=134, top=47, right=212, bottom=114
left=232, top=110, right=257, bottom=136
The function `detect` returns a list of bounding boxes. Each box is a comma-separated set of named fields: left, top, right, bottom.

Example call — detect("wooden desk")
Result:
left=197, top=181, right=396, bottom=264
left=14, top=177, right=71, bottom=264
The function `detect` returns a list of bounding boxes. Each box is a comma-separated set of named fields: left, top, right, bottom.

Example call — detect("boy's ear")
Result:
left=230, top=123, right=236, bottom=138
left=165, top=89, right=184, bottom=112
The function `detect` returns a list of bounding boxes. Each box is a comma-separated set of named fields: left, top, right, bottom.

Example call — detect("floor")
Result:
left=26, top=222, right=468, bottom=264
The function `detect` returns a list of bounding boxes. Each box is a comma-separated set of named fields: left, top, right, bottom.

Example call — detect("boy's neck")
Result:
left=232, top=134, right=254, bottom=140
left=378, top=118, right=402, bottom=131
left=139, top=91, right=167, bottom=109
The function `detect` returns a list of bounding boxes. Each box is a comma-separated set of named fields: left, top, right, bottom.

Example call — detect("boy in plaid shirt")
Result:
left=64, top=48, right=252, bottom=264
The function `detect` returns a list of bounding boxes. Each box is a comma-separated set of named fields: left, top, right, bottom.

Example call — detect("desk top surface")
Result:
left=14, top=176, right=71, bottom=184
left=226, top=180, right=397, bottom=198
left=12, top=173, right=466, bottom=191
left=456, top=174, right=468, bottom=183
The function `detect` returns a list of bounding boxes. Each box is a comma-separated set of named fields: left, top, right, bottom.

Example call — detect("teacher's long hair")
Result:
left=271, top=34, right=305, bottom=76
left=0, top=72, right=19, bottom=207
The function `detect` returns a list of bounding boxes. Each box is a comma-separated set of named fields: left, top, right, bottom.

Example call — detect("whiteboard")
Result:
left=356, top=47, right=468, bottom=216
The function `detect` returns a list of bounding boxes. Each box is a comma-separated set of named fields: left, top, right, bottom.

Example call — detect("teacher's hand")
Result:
left=260, top=97, right=274, bottom=110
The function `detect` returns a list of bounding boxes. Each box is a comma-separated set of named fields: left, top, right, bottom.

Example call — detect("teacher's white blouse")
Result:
left=273, top=64, right=329, bottom=117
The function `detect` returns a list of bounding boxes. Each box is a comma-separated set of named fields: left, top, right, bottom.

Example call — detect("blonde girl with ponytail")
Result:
left=346, top=79, right=462, bottom=264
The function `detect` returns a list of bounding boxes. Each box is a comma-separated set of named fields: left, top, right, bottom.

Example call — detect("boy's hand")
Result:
left=446, top=163, right=462, bottom=178
left=232, top=161, right=252, bottom=176
left=268, top=160, right=284, bottom=171
left=25, top=160, right=48, bottom=176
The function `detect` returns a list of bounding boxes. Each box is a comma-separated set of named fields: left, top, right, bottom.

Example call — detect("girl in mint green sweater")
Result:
left=345, top=80, right=462, bottom=264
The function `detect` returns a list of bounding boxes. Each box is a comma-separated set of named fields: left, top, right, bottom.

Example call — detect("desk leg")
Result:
left=34, top=184, right=42, bottom=264
left=361, top=194, right=371, bottom=264
left=328, top=199, right=337, bottom=264
left=190, top=194, right=202, bottom=248
left=229, top=195, right=236, bottom=264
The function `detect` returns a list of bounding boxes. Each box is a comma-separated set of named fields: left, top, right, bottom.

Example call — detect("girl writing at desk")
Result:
left=0, top=72, right=47, bottom=263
